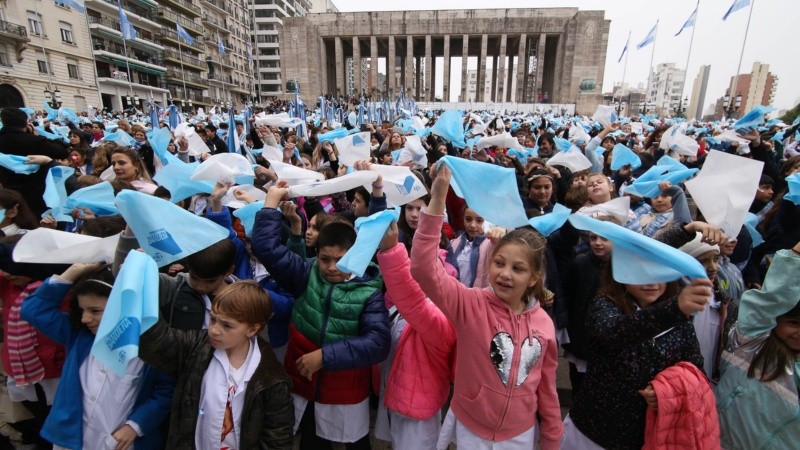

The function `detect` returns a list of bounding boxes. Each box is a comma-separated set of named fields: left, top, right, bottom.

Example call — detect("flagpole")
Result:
left=176, top=39, right=189, bottom=110
left=681, top=1, right=700, bottom=118
left=646, top=20, right=658, bottom=115
left=730, top=0, right=755, bottom=118
left=619, top=31, right=631, bottom=115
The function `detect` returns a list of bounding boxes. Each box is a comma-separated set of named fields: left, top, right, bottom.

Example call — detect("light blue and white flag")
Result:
left=337, top=208, right=400, bottom=277
left=217, top=32, right=226, bottom=55
left=61, top=0, right=86, bottom=13
left=118, top=1, right=137, bottom=40
left=723, top=0, right=750, bottom=21
left=176, top=23, right=194, bottom=45
left=618, top=32, right=629, bottom=63
left=90, top=250, right=159, bottom=376
left=675, top=8, right=697, bottom=36
left=636, top=22, right=658, bottom=50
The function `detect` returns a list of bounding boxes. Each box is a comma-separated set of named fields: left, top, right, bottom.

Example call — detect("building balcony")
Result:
left=158, top=0, right=201, bottom=18
left=94, top=50, right=166, bottom=76
left=163, top=48, right=206, bottom=71
left=206, top=54, right=233, bottom=69
left=166, top=69, right=207, bottom=89
left=86, top=0, right=158, bottom=24
left=208, top=72, right=233, bottom=85
left=92, top=40, right=164, bottom=67
left=96, top=67, right=168, bottom=91
left=156, top=8, right=203, bottom=36
left=201, top=14, right=229, bottom=34
left=168, top=87, right=210, bottom=104
left=157, top=29, right=204, bottom=52
left=88, top=16, right=163, bottom=51
left=0, top=19, right=30, bottom=43
left=201, top=0, right=228, bottom=14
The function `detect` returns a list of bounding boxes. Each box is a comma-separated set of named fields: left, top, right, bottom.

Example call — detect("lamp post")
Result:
left=723, top=92, right=743, bottom=119
left=125, top=93, right=139, bottom=109
left=43, top=87, right=62, bottom=109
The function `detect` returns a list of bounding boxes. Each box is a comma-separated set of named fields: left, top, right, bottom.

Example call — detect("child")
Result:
left=21, top=263, right=174, bottom=450
left=637, top=181, right=691, bottom=238
left=410, top=165, right=563, bottom=449
left=373, top=223, right=457, bottom=449
left=251, top=181, right=390, bottom=449
left=139, top=281, right=294, bottom=449
left=715, top=241, right=800, bottom=449
left=0, top=189, right=40, bottom=236
left=446, top=206, right=500, bottom=288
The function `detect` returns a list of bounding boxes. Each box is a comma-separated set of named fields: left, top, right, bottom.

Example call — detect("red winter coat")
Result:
left=642, top=362, right=720, bottom=450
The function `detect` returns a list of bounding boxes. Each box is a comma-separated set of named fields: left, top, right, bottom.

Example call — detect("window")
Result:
left=0, top=51, right=9, bottom=67
left=67, top=58, right=80, bottom=79
left=60, top=21, right=74, bottom=44
left=37, top=60, right=49, bottom=74
left=27, top=11, right=43, bottom=36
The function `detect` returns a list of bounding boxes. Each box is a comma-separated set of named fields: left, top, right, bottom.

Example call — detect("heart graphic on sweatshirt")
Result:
left=490, top=333, right=543, bottom=387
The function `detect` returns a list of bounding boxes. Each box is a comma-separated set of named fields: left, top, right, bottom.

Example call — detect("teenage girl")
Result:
left=410, top=164, right=562, bottom=450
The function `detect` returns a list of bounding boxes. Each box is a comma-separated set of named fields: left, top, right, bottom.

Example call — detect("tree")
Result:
left=781, top=102, right=800, bottom=126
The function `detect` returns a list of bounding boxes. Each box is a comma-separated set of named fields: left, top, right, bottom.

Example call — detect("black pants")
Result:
left=298, top=401, right=371, bottom=450
left=9, top=384, right=52, bottom=449
left=569, top=362, right=586, bottom=401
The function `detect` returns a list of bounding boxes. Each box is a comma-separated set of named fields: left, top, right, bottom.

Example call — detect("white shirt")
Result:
left=292, top=395, right=370, bottom=444
left=77, top=354, right=145, bottom=449
left=195, top=337, right=261, bottom=450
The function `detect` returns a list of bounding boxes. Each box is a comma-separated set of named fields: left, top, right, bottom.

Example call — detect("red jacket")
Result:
left=643, top=362, right=720, bottom=450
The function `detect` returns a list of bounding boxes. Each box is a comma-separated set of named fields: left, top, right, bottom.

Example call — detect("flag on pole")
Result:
left=617, top=33, right=629, bottom=63
left=636, top=22, right=658, bottom=50
left=149, top=103, right=159, bottom=129
left=723, top=0, right=750, bottom=21
left=675, top=8, right=698, bottom=36
left=246, top=42, right=253, bottom=64
left=217, top=33, right=226, bottom=55
left=226, top=110, right=238, bottom=153
left=118, top=1, right=137, bottom=41
left=61, top=0, right=86, bottom=13
left=176, top=23, right=194, bottom=45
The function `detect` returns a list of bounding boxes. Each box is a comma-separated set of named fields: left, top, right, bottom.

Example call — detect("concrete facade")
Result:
left=0, top=0, right=101, bottom=109
left=645, top=63, right=686, bottom=116
left=687, top=64, right=710, bottom=121
left=280, top=8, right=610, bottom=114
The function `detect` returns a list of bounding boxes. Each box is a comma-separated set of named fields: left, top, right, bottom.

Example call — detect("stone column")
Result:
left=406, top=36, right=414, bottom=97
left=506, top=57, right=514, bottom=102
left=461, top=35, right=469, bottom=102
left=387, top=36, right=396, bottom=92
left=515, top=34, right=527, bottom=102
left=552, top=34, right=564, bottom=103
left=415, top=56, right=422, bottom=98
left=477, top=34, right=488, bottom=102
left=536, top=34, right=547, bottom=102
left=370, top=36, right=379, bottom=94
left=353, top=36, right=361, bottom=96
left=334, top=37, right=344, bottom=96
left=320, top=37, right=328, bottom=94
left=497, top=34, right=507, bottom=103
left=424, top=35, right=432, bottom=101
left=491, top=56, right=498, bottom=102
left=442, top=35, right=450, bottom=102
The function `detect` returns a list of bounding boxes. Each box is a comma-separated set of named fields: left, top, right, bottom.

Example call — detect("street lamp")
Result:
left=44, top=87, right=62, bottom=108
left=723, top=92, right=743, bottom=118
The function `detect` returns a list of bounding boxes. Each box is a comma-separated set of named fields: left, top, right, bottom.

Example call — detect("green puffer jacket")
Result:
left=139, top=319, right=294, bottom=450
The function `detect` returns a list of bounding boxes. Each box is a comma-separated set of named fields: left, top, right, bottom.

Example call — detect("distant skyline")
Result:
left=332, top=0, right=799, bottom=111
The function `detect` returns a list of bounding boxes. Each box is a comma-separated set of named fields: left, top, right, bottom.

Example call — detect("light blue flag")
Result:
left=101, top=130, right=136, bottom=147
left=625, top=166, right=699, bottom=198
left=168, top=104, right=180, bottom=130
left=771, top=131, right=785, bottom=142
left=528, top=203, right=570, bottom=237
left=432, top=110, right=467, bottom=148
left=176, top=23, right=194, bottom=45
left=784, top=173, right=800, bottom=206
left=90, top=250, right=158, bottom=376
left=63, top=181, right=118, bottom=217
left=117, top=0, right=137, bottom=40
left=553, top=137, right=572, bottom=152
left=337, top=207, right=400, bottom=277
left=35, top=126, right=67, bottom=143
left=734, top=105, right=775, bottom=131
left=611, top=143, right=642, bottom=171
left=42, top=101, right=58, bottom=121
left=115, top=190, right=228, bottom=267
left=618, top=33, right=629, bottom=63
left=152, top=160, right=213, bottom=203
left=232, top=201, right=262, bottom=237
left=636, top=22, right=658, bottom=50
left=217, top=33, right=226, bottom=55
left=59, top=107, right=80, bottom=126
left=318, top=127, right=357, bottom=143
left=656, top=155, right=688, bottom=170
left=742, top=212, right=764, bottom=247
left=569, top=213, right=708, bottom=284
left=61, top=0, right=86, bottom=13
left=507, top=148, right=530, bottom=165
left=19, top=107, right=35, bottom=118
left=439, top=156, right=529, bottom=229
left=723, top=0, right=750, bottom=20
left=148, top=127, right=181, bottom=166
left=0, top=153, right=39, bottom=174
left=675, top=8, right=697, bottom=36
left=43, top=166, right=75, bottom=222
left=227, top=112, right=237, bottom=153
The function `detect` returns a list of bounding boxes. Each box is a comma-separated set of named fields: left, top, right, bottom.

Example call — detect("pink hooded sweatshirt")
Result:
left=410, top=212, right=563, bottom=448
left=377, top=243, right=456, bottom=420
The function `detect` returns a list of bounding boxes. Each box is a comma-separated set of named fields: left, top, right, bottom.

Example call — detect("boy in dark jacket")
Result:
left=252, top=181, right=390, bottom=450
left=139, top=281, right=294, bottom=449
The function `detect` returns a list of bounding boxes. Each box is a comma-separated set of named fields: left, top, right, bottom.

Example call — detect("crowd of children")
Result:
left=0, top=102, right=798, bottom=450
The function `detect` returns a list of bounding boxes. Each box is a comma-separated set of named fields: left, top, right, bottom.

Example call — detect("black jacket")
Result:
left=207, top=135, right=227, bottom=155
left=139, top=319, right=294, bottom=450
left=0, top=128, right=69, bottom=216
left=562, top=252, right=607, bottom=360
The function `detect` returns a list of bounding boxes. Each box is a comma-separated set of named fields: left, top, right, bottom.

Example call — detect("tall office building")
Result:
left=687, top=65, right=710, bottom=121
left=0, top=1, right=100, bottom=109
left=249, top=0, right=312, bottom=99
left=645, top=62, right=686, bottom=116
